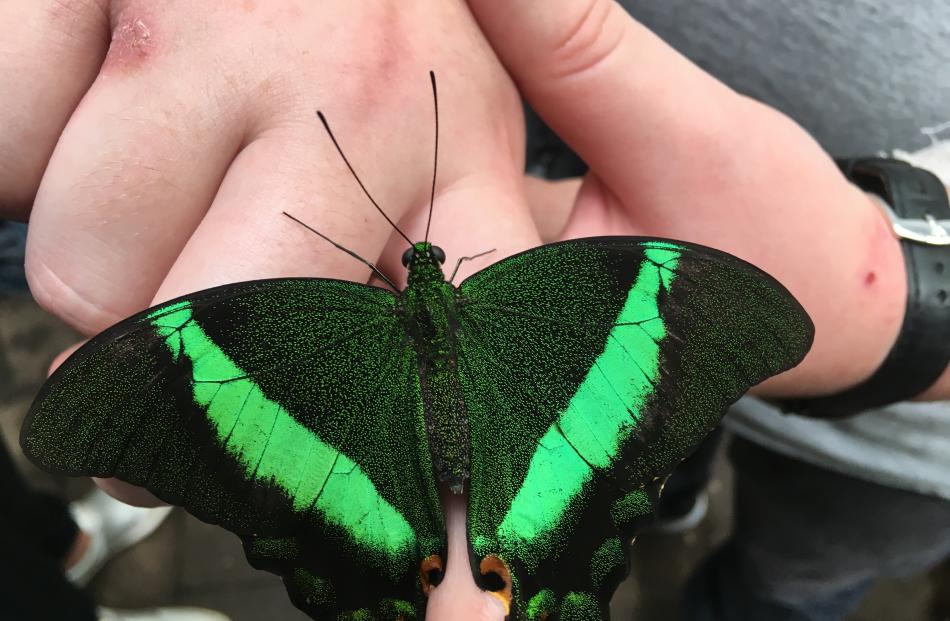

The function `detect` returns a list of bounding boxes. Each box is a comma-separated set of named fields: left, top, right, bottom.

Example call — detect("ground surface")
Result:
left=1, top=293, right=945, bottom=620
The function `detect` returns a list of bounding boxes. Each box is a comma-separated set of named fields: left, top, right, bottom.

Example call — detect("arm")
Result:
left=469, top=0, right=950, bottom=402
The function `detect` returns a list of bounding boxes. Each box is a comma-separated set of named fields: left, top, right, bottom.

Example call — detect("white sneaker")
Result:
left=66, top=487, right=174, bottom=586
left=98, top=607, right=231, bottom=621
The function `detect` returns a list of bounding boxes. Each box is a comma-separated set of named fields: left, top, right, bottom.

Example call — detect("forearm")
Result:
left=760, top=165, right=950, bottom=401
left=751, top=187, right=908, bottom=398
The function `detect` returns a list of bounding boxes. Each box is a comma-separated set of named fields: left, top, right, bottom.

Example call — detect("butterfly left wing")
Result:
left=21, top=278, right=444, bottom=620
left=456, top=237, right=813, bottom=620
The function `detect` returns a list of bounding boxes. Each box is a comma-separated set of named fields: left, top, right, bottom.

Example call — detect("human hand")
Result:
left=468, top=0, right=916, bottom=400
left=1, top=1, right=540, bottom=618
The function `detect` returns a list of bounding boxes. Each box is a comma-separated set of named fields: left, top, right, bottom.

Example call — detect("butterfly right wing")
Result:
left=21, top=278, right=444, bottom=620
left=456, top=238, right=813, bottom=620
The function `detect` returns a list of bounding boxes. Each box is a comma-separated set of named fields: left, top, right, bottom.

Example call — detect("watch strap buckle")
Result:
left=872, top=195, right=950, bottom=245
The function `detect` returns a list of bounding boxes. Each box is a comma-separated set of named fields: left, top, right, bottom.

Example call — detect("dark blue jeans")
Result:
left=1, top=221, right=95, bottom=619
left=0, top=438, right=97, bottom=621
left=683, top=437, right=950, bottom=621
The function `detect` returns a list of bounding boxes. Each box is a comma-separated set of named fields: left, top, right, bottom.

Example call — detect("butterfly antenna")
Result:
left=316, top=111, right=414, bottom=247
left=423, top=70, right=439, bottom=244
left=282, top=211, right=399, bottom=292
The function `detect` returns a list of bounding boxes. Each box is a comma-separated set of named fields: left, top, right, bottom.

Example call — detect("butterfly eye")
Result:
left=419, top=554, right=444, bottom=594
left=431, top=246, right=446, bottom=264
left=401, top=247, right=415, bottom=267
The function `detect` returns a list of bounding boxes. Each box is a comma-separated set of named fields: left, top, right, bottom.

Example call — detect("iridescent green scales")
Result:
left=149, top=300, right=417, bottom=576
left=21, top=237, right=813, bottom=620
left=492, top=245, right=679, bottom=563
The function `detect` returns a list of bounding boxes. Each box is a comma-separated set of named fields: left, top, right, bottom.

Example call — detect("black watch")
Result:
left=775, top=157, right=950, bottom=417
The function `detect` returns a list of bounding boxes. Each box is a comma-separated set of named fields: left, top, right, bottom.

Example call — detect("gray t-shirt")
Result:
left=625, top=0, right=950, bottom=155
left=622, top=0, right=950, bottom=498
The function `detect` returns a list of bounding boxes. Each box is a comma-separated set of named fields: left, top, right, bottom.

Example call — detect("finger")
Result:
left=523, top=175, right=582, bottom=243
left=26, top=12, right=247, bottom=334
left=152, top=105, right=433, bottom=302
left=47, top=342, right=85, bottom=376
left=156, top=58, right=529, bottom=302
left=0, top=0, right=109, bottom=218
left=377, top=172, right=541, bottom=286
left=373, top=73, right=536, bottom=279
left=467, top=0, right=742, bottom=200
left=426, top=492, right=506, bottom=621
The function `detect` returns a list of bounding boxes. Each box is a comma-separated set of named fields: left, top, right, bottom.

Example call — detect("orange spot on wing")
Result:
left=420, top=554, right=444, bottom=595
left=480, top=555, right=513, bottom=615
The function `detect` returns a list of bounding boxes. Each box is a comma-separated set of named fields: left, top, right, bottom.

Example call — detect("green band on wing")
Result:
left=148, top=302, right=416, bottom=565
left=497, top=246, right=681, bottom=556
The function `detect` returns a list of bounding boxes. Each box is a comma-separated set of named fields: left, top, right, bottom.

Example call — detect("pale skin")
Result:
left=2, top=1, right=946, bottom=619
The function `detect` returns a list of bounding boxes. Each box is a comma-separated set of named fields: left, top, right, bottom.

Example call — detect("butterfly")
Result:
left=20, top=73, right=813, bottom=620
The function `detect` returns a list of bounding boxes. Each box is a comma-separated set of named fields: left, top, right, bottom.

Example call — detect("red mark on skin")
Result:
left=102, top=16, right=153, bottom=73
left=865, top=271, right=877, bottom=285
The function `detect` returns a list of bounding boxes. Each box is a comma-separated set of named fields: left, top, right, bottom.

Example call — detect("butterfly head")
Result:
left=402, top=242, right=446, bottom=268
left=402, top=242, right=448, bottom=286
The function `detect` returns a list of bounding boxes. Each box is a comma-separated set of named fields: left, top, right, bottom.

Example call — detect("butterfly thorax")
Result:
left=400, top=242, right=470, bottom=493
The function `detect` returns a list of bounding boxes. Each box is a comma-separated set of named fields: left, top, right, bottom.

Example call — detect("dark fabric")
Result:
left=524, top=105, right=588, bottom=180
left=0, top=439, right=78, bottom=560
left=618, top=0, right=950, bottom=155
left=683, top=437, right=950, bottom=621
left=0, top=221, right=28, bottom=293
left=0, top=439, right=97, bottom=621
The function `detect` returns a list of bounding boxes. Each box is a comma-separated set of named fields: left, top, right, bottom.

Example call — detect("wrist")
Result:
left=764, top=158, right=950, bottom=413
left=752, top=186, right=906, bottom=398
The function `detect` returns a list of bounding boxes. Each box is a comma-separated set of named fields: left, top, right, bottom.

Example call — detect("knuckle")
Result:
left=25, top=253, right=123, bottom=335
left=548, top=0, right=625, bottom=81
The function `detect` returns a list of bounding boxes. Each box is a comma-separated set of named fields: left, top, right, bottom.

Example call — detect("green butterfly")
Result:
left=20, top=74, right=813, bottom=620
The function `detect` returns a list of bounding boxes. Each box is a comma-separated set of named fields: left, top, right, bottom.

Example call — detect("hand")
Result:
left=467, top=0, right=923, bottom=399
left=2, top=1, right=535, bottom=618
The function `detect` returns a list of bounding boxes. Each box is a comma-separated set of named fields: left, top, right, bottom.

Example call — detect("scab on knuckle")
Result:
left=548, top=0, right=623, bottom=81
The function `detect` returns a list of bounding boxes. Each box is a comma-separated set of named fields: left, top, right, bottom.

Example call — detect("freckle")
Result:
left=865, top=271, right=877, bottom=285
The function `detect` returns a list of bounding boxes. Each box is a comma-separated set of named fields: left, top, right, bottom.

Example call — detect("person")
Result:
left=0, top=1, right=947, bottom=619
left=0, top=420, right=229, bottom=620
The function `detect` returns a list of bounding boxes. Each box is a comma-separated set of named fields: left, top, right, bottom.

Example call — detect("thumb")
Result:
left=426, top=493, right=507, bottom=621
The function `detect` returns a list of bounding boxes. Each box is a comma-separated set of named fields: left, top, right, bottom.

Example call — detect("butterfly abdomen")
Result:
left=401, top=276, right=470, bottom=494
